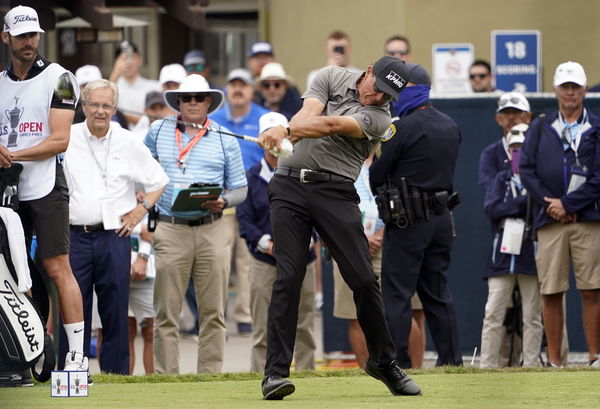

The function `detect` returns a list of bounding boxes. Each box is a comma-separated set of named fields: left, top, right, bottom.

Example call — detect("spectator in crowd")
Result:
left=73, top=65, right=129, bottom=128
left=109, top=41, right=159, bottom=127
left=61, top=79, right=168, bottom=374
left=247, top=41, right=275, bottom=79
left=131, top=63, right=185, bottom=138
left=469, top=60, right=495, bottom=93
left=183, top=49, right=212, bottom=84
left=0, top=5, right=86, bottom=382
left=145, top=74, right=247, bottom=373
left=306, top=30, right=360, bottom=89
left=237, top=112, right=316, bottom=372
left=210, top=68, right=270, bottom=334
left=132, top=91, right=172, bottom=140
left=256, top=62, right=302, bottom=121
left=520, top=61, right=600, bottom=368
left=370, top=63, right=463, bottom=369
left=480, top=122, right=544, bottom=368
left=384, top=35, right=411, bottom=62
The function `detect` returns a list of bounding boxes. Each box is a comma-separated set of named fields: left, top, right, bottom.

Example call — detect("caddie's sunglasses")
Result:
left=179, top=94, right=207, bottom=103
left=469, top=73, right=489, bottom=80
left=261, top=81, right=283, bottom=90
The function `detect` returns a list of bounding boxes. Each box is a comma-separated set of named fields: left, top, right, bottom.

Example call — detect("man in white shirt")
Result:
left=61, top=79, right=168, bottom=374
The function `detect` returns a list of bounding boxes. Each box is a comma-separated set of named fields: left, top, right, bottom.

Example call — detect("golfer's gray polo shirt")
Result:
left=279, top=66, right=391, bottom=181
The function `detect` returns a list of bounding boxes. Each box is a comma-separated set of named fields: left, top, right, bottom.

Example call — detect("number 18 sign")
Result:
left=492, top=30, right=541, bottom=92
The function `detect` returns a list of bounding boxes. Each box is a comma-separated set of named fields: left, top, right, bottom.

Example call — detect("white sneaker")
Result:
left=590, top=354, right=600, bottom=368
left=64, top=352, right=89, bottom=371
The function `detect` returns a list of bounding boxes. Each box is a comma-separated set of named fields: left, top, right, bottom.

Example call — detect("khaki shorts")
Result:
left=536, top=221, right=600, bottom=294
left=333, top=250, right=422, bottom=319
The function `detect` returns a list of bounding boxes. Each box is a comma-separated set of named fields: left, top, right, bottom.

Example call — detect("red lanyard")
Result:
left=175, top=118, right=210, bottom=168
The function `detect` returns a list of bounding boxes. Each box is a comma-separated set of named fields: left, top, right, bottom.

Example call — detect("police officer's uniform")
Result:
left=370, top=70, right=463, bottom=368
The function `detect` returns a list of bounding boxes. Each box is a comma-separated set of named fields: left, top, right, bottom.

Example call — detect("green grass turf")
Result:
left=1, top=368, right=599, bottom=409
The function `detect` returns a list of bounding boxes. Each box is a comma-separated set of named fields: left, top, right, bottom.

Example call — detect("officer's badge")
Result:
left=382, top=124, right=396, bottom=142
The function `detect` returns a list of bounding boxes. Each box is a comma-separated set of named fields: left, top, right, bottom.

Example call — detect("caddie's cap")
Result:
left=3, top=6, right=44, bottom=36
left=372, top=56, right=410, bottom=101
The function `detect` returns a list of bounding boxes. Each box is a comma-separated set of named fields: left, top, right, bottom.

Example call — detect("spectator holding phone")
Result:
left=306, top=30, right=360, bottom=89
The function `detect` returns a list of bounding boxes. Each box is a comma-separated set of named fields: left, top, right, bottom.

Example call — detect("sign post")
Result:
left=492, top=30, right=541, bottom=92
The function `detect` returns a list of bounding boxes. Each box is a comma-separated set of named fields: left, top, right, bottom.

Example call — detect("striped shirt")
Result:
left=144, top=117, right=247, bottom=218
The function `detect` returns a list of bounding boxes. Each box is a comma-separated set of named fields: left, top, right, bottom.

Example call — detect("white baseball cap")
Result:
left=159, top=64, right=187, bottom=86
left=3, top=6, right=45, bottom=36
left=507, top=123, right=529, bottom=146
left=259, top=112, right=288, bottom=134
left=497, top=92, right=530, bottom=113
left=553, top=61, right=587, bottom=87
left=75, top=65, right=102, bottom=87
left=227, top=68, right=254, bottom=86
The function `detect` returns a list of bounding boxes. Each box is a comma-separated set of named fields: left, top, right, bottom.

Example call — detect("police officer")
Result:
left=370, top=63, right=463, bottom=369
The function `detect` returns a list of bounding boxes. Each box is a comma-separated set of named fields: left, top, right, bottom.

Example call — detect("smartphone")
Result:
left=333, top=45, right=345, bottom=55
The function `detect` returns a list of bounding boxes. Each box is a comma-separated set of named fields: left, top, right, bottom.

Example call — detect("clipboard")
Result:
left=171, top=185, right=223, bottom=212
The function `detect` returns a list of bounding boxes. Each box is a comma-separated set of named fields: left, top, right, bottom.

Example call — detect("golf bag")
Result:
left=0, top=165, right=54, bottom=382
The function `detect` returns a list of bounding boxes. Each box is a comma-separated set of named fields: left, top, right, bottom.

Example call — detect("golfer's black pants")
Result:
left=382, top=210, right=463, bottom=368
left=264, top=175, right=396, bottom=377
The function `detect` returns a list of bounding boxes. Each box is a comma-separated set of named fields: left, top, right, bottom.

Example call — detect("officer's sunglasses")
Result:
left=178, top=94, right=207, bottom=103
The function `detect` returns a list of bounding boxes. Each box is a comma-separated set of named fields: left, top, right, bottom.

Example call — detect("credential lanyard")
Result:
left=176, top=118, right=210, bottom=171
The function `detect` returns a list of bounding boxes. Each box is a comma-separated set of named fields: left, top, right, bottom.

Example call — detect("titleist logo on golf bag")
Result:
left=0, top=280, right=40, bottom=352
left=0, top=254, right=44, bottom=363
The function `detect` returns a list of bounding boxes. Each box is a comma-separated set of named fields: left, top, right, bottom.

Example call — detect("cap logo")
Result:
left=12, top=14, right=38, bottom=25
left=386, top=70, right=406, bottom=89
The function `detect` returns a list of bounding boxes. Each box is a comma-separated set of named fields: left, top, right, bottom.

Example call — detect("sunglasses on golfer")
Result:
left=179, top=94, right=207, bottom=103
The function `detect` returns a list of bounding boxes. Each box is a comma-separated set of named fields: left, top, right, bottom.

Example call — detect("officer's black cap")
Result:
left=373, top=56, right=410, bottom=101
left=405, top=63, right=431, bottom=86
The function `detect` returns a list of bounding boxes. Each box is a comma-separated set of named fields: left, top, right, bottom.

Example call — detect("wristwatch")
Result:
left=138, top=253, right=149, bottom=261
left=141, top=200, right=152, bottom=212
left=281, top=124, right=291, bottom=136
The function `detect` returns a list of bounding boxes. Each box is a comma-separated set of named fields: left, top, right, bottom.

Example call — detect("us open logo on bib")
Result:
left=382, top=124, right=396, bottom=142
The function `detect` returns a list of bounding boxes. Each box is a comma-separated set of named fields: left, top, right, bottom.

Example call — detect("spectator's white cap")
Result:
left=159, top=63, right=187, bottom=86
left=227, top=68, right=254, bottom=86
left=259, top=112, right=288, bottom=135
left=553, top=61, right=587, bottom=87
left=507, top=123, right=529, bottom=146
left=258, top=62, right=290, bottom=83
left=75, top=65, right=102, bottom=87
left=3, top=6, right=44, bottom=36
left=497, top=92, right=530, bottom=113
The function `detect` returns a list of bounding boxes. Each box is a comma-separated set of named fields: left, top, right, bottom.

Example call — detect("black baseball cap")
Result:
left=372, top=56, right=410, bottom=101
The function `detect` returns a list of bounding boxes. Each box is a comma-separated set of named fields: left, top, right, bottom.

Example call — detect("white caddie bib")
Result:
left=0, top=63, right=77, bottom=201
